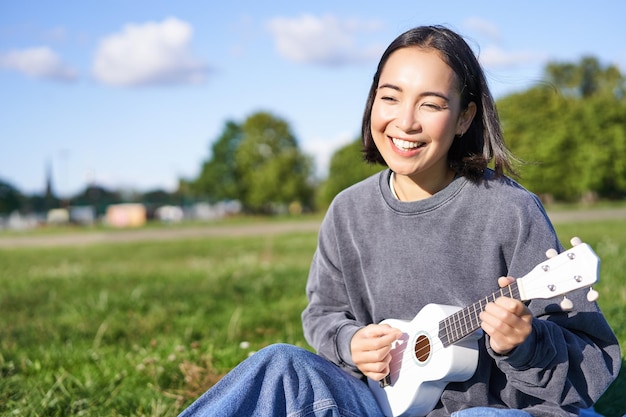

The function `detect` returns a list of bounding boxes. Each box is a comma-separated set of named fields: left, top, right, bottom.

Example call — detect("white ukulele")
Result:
left=367, top=237, right=600, bottom=417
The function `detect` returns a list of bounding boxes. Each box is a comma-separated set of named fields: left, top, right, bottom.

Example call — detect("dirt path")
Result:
left=0, top=219, right=323, bottom=248
left=1, top=208, right=625, bottom=249
left=544, top=207, right=626, bottom=224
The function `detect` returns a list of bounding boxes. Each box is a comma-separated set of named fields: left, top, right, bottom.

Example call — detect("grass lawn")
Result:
left=0, top=216, right=624, bottom=416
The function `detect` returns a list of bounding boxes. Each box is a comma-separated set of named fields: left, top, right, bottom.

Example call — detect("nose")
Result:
left=395, top=104, right=421, bottom=133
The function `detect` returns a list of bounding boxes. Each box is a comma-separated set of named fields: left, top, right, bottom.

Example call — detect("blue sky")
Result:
left=1, top=1, right=624, bottom=197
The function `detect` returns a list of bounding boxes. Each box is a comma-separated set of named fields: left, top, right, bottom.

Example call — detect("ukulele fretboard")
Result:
left=438, top=282, right=521, bottom=347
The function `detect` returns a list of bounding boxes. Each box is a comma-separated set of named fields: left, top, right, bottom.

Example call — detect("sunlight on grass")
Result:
left=1, top=220, right=624, bottom=416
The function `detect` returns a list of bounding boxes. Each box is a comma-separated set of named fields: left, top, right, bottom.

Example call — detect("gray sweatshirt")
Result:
left=302, top=169, right=620, bottom=417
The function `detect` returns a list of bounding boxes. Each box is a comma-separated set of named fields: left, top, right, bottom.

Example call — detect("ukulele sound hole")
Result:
left=414, top=334, right=431, bottom=363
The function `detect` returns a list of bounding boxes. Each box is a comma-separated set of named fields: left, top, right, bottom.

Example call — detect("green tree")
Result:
left=581, top=94, right=626, bottom=198
left=545, top=56, right=625, bottom=98
left=0, top=179, right=23, bottom=214
left=235, top=112, right=313, bottom=213
left=499, top=56, right=626, bottom=201
left=193, top=112, right=314, bottom=213
left=317, top=138, right=383, bottom=208
left=70, top=185, right=121, bottom=216
left=193, top=121, right=244, bottom=201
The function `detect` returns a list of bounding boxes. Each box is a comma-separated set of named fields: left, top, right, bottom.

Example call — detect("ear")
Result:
left=457, top=102, right=477, bottom=135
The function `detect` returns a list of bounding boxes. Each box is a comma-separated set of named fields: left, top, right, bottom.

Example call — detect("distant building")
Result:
left=3, top=211, right=40, bottom=230
left=47, top=208, right=70, bottom=225
left=70, top=206, right=96, bottom=226
left=105, top=203, right=146, bottom=228
left=155, top=205, right=184, bottom=223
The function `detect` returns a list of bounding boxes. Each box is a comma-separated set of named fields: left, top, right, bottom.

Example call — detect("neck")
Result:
left=392, top=169, right=456, bottom=201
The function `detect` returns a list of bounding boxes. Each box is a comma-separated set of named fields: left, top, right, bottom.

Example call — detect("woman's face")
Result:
left=370, top=47, right=475, bottom=183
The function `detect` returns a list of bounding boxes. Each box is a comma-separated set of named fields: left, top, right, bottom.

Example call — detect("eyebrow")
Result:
left=377, top=83, right=450, bottom=101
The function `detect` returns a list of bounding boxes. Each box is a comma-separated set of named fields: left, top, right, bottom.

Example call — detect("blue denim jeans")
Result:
left=178, top=344, right=383, bottom=417
left=177, top=344, right=535, bottom=417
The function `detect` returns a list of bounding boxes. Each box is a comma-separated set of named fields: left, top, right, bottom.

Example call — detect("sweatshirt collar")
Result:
left=380, top=169, right=468, bottom=214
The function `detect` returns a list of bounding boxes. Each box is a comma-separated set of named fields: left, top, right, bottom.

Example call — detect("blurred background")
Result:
left=1, top=0, right=625, bottom=227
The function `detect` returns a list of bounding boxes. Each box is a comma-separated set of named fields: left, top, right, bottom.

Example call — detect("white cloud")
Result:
left=266, top=14, right=384, bottom=66
left=92, top=17, right=210, bottom=87
left=303, top=131, right=354, bottom=178
left=0, top=46, right=78, bottom=81
left=460, top=18, right=546, bottom=70
left=463, top=17, right=501, bottom=42
left=479, top=45, right=546, bottom=69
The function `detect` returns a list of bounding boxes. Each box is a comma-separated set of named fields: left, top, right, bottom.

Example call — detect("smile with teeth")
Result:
left=392, top=137, right=424, bottom=151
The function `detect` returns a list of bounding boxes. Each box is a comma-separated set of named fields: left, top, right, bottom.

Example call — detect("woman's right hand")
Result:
left=350, top=324, right=403, bottom=381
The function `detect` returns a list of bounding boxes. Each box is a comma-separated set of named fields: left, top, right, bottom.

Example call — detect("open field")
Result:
left=1, top=211, right=625, bottom=416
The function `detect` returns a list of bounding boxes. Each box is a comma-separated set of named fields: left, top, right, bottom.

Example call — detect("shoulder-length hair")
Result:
left=361, top=25, right=516, bottom=181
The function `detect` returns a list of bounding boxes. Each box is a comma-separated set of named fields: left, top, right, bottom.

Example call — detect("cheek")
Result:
left=370, top=102, right=390, bottom=133
left=425, top=113, right=458, bottom=137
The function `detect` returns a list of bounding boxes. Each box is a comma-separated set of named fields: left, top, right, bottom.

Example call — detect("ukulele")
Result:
left=367, top=237, right=600, bottom=417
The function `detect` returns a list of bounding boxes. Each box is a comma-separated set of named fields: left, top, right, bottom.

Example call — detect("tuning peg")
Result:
left=545, top=248, right=559, bottom=258
left=570, top=237, right=582, bottom=247
left=587, top=287, right=599, bottom=302
left=560, top=296, right=573, bottom=311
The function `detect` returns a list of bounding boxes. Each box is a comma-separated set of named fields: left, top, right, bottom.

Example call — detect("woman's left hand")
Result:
left=479, top=276, right=533, bottom=355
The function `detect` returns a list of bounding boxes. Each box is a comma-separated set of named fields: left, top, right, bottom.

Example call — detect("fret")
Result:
left=459, top=313, right=464, bottom=334
left=472, top=302, right=479, bottom=328
left=463, top=309, right=471, bottom=334
left=460, top=313, right=467, bottom=336
left=472, top=303, right=478, bottom=323
left=451, top=315, right=457, bottom=341
left=471, top=302, right=479, bottom=328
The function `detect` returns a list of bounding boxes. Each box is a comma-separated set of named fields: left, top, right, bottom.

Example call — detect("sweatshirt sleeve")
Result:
left=301, top=206, right=363, bottom=377
left=488, top=299, right=621, bottom=409
left=486, top=193, right=621, bottom=409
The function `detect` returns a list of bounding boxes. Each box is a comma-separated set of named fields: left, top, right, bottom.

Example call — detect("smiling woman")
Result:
left=176, top=25, right=620, bottom=417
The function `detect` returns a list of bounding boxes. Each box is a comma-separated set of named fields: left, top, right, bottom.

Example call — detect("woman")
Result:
left=179, top=25, right=620, bottom=417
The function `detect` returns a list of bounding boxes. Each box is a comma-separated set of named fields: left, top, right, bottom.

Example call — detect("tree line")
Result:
left=1, top=56, right=624, bottom=216
left=498, top=57, right=625, bottom=202
left=188, top=55, right=625, bottom=210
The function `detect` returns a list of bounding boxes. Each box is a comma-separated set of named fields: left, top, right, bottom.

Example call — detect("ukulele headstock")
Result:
left=517, top=237, right=600, bottom=309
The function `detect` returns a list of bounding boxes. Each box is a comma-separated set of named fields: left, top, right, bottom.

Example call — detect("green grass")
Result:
left=0, top=217, right=624, bottom=416
left=0, top=231, right=316, bottom=416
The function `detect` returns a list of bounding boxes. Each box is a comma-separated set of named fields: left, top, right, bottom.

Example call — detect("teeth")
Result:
left=392, top=138, right=421, bottom=150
